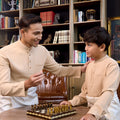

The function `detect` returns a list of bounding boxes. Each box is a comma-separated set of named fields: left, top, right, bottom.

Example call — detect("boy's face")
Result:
left=21, top=23, right=43, bottom=48
left=85, top=42, right=105, bottom=60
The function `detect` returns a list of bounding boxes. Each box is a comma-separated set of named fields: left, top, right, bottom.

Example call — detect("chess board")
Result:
left=26, top=103, right=76, bottom=119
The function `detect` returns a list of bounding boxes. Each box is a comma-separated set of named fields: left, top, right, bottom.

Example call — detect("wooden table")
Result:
left=0, top=106, right=89, bottom=120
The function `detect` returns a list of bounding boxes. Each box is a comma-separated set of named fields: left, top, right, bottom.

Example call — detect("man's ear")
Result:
left=100, top=43, right=106, bottom=51
left=20, top=29, right=25, bottom=34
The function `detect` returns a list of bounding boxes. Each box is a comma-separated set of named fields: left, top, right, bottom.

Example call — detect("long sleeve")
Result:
left=43, top=48, right=82, bottom=78
left=0, top=53, right=26, bottom=96
left=69, top=82, right=87, bottom=106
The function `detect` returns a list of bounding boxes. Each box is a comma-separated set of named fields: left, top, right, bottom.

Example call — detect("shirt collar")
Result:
left=17, top=40, right=33, bottom=51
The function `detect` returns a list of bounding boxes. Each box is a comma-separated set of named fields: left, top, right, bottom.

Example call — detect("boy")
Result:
left=60, top=26, right=120, bottom=120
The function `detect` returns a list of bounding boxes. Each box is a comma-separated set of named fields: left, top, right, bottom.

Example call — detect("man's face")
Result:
left=21, top=23, right=43, bottom=48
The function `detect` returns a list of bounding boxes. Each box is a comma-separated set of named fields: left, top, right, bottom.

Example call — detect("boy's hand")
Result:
left=60, top=101, right=72, bottom=106
left=24, top=71, right=45, bottom=90
left=81, top=61, right=90, bottom=73
left=80, top=113, right=96, bottom=120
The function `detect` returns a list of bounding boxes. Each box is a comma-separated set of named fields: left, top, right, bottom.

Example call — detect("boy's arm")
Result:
left=69, top=82, right=87, bottom=106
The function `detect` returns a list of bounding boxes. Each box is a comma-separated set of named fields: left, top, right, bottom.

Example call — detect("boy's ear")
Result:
left=100, top=43, right=106, bottom=51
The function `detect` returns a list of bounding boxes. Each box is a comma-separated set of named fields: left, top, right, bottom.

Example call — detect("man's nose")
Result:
left=37, top=34, right=42, bottom=40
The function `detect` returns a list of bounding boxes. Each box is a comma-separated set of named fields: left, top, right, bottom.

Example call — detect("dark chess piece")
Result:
left=44, top=34, right=52, bottom=44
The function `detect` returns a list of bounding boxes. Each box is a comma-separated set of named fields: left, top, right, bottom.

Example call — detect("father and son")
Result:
left=0, top=14, right=120, bottom=120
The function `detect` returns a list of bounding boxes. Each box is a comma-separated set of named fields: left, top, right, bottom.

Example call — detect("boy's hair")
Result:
left=83, top=26, right=111, bottom=51
left=19, top=14, right=42, bottom=30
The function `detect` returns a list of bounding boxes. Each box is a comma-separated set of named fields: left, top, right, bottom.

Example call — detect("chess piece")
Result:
left=43, top=34, right=52, bottom=44
left=8, top=0, right=16, bottom=10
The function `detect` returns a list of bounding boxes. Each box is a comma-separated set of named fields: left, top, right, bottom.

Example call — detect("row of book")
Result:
left=73, top=50, right=90, bottom=63
left=53, top=30, right=70, bottom=44
left=33, top=0, right=69, bottom=8
left=74, top=9, right=84, bottom=22
left=0, top=15, right=14, bottom=28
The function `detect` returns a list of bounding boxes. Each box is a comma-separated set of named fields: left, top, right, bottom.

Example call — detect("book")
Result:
left=53, top=31, right=59, bottom=44
left=39, top=0, right=50, bottom=6
left=46, top=11, right=55, bottom=25
left=40, top=12, right=47, bottom=26
left=73, top=9, right=78, bottom=22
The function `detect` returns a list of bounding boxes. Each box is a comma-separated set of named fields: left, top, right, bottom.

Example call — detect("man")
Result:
left=0, top=14, right=88, bottom=113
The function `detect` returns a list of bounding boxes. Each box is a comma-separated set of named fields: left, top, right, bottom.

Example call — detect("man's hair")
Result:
left=83, top=26, right=111, bottom=51
left=19, top=14, right=42, bottom=29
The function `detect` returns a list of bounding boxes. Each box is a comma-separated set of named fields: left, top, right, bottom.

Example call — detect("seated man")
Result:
left=60, top=26, right=120, bottom=120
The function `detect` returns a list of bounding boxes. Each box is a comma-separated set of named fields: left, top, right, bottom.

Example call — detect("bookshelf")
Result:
left=0, top=0, right=107, bottom=99
left=0, top=0, right=107, bottom=65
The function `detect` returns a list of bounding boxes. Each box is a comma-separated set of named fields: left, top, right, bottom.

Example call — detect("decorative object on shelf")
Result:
left=39, top=0, right=50, bottom=6
left=43, top=34, right=52, bottom=44
left=14, top=17, right=19, bottom=27
left=50, top=0, right=58, bottom=5
left=78, top=11, right=84, bottom=22
left=53, top=13, right=60, bottom=24
left=86, top=9, right=96, bottom=21
left=108, top=17, right=120, bottom=62
left=34, top=0, right=40, bottom=7
left=8, top=0, right=16, bottom=10
left=79, top=34, right=83, bottom=41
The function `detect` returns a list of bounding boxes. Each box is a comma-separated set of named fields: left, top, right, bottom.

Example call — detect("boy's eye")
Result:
left=87, top=43, right=91, bottom=46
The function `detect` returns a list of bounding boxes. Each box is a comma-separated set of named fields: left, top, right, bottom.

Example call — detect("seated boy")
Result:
left=60, top=26, right=120, bottom=120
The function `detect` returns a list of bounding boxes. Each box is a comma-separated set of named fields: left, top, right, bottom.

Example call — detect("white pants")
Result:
left=86, top=91, right=120, bottom=120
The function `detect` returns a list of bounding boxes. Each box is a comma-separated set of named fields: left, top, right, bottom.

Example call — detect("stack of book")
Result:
left=40, top=11, right=55, bottom=26
left=0, top=15, right=14, bottom=28
left=53, top=30, right=70, bottom=44
left=73, top=50, right=89, bottom=63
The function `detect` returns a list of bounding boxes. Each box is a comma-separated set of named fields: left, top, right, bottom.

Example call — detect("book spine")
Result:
left=46, top=11, right=55, bottom=25
left=40, top=12, right=47, bottom=26
left=53, top=31, right=58, bottom=44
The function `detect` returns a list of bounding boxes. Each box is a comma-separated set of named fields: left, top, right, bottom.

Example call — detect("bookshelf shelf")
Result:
left=61, top=63, right=84, bottom=66
left=74, top=20, right=101, bottom=26
left=74, top=0, right=100, bottom=7
left=0, top=27, right=19, bottom=31
left=42, top=43, right=69, bottom=46
left=43, top=23, right=69, bottom=28
left=23, top=4, right=69, bottom=13
left=0, top=10, right=19, bottom=17
left=74, top=41, right=84, bottom=44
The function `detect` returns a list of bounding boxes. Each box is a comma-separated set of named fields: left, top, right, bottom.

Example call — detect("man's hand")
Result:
left=80, top=113, right=96, bottom=120
left=81, top=61, right=90, bottom=73
left=60, top=101, right=72, bottom=106
left=24, top=71, right=45, bottom=90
